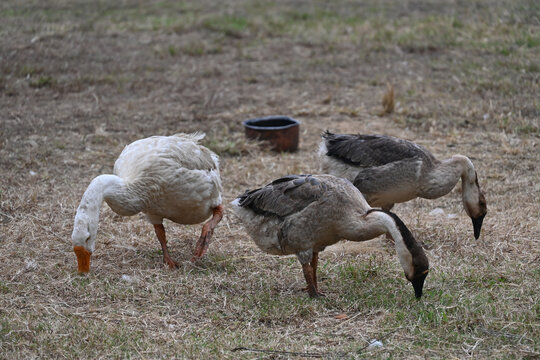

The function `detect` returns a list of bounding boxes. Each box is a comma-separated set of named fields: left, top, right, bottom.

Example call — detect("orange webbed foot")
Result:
left=191, top=205, right=223, bottom=262
left=191, top=228, right=213, bottom=261
left=163, top=256, right=179, bottom=269
left=307, top=288, right=326, bottom=298
left=302, top=286, right=326, bottom=297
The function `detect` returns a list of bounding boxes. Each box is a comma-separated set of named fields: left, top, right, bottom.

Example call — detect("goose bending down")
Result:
left=231, top=174, right=429, bottom=298
left=319, top=131, right=487, bottom=239
left=71, top=133, right=223, bottom=272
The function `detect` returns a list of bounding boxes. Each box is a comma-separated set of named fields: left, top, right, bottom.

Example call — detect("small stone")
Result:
left=429, top=208, right=444, bottom=216
left=368, top=340, right=383, bottom=348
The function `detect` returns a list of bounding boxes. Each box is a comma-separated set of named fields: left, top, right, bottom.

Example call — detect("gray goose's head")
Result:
left=463, top=171, right=487, bottom=240
left=368, top=209, right=429, bottom=298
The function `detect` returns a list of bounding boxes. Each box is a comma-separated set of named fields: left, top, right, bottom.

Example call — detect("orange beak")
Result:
left=73, top=246, right=92, bottom=273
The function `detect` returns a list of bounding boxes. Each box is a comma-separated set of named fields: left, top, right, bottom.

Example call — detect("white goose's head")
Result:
left=71, top=207, right=98, bottom=273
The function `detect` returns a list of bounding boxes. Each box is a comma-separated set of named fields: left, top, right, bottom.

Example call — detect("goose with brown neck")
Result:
left=231, top=174, right=429, bottom=298
left=71, top=132, right=223, bottom=272
left=319, top=132, right=487, bottom=239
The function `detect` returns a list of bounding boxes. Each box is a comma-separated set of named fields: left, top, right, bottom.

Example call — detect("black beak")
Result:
left=472, top=214, right=485, bottom=240
left=411, top=275, right=427, bottom=299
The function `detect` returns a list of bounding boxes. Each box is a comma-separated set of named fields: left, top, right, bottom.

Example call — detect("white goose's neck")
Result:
left=72, top=174, right=124, bottom=251
left=72, top=174, right=142, bottom=252
left=77, top=175, right=124, bottom=215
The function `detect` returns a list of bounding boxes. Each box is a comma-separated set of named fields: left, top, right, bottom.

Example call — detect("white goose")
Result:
left=232, top=174, right=429, bottom=298
left=71, top=133, right=223, bottom=272
left=319, top=132, right=487, bottom=239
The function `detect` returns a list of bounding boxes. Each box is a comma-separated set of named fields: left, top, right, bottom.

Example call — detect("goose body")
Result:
left=71, top=133, right=223, bottom=272
left=319, top=132, right=487, bottom=239
left=232, top=174, right=429, bottom=298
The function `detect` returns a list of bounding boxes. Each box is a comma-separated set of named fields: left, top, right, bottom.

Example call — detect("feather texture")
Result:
left=110, top=133, right=222, bottom=224
left=236, top=175, right=328, bottom=219
left=322, top=131, right=436, bottom=167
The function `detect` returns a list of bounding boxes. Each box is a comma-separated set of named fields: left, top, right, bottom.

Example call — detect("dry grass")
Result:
left=1, top=0, right=539, bottom=358
left=380, top=83, right=395, bottom=116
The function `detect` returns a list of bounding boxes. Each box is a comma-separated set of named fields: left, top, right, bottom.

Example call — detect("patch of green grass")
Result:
left=0, top=8, right=28, bottom=18
left=241, top=289, right=319, bottom=325
left=18, top=65, right=43, bottom=77
left=182, top=42, right=204, bottom=56
left=393, top=16, right=460, bottom=51
left=284, top=9, right=338, bottom=24
left=499, top=47, right=513, bottom=56
left=0, top=317, right=12, bottom=335
left=53, top=140, right=65, bottom=150
left=0, top=317, right=17, bottom=345
left=516, top=33, right=540, bottom=48
left=203, top=15, right=249, bottom=37
left=282, top=8, right=364, bottom=30
left=29, top=75, right=55, bottom=88
left=72, top=74, right=120, bottom=88
left=181, top=40, right=223, bottom=57
left=243, top=76, right=258, bottom=84
left=206, top=254, right=240, bottom=275
left=205, top=138, right=246, bottom=156
left=515, top=124, right=538, bottom=134
left=486, top=79, right=516, bottom=95
left=150, top=15, right=182, bottom=31
left=203, top=129, right=254, bottom=157
left=452, top=17, right=464, bottom=29
left=70, top=276, right=90, bottom=288
left=0, top=7, right=68, bottom=22
left=526, top=63, right=540, bottom=73
left=370, top=262, right=539, bottom=355
left=49, top=316, right=148, bottom=357
left=261, top=8, right=365, bottom=42
left=95, top=4, right=198, bottom=33
left=90, top=133, right=119, bottom=146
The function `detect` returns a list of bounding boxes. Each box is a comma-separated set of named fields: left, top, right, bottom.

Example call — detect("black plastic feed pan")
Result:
left=242, top=116, right=300, bottom=152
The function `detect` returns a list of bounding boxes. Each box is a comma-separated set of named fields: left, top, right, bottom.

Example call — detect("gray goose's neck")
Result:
left=420, top=155, right=473, bottom=199
left=364, top=209, right=427, bottom=279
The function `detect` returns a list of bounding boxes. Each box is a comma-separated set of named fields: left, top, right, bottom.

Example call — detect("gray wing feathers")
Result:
left=237, top=175, right=328, bottom=218
left=353, top=157, right=420, bottom=194
left=323, top=131, right=433, bottom=167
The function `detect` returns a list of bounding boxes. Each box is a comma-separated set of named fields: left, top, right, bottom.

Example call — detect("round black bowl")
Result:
left=242, top=116, right=300, bottom=152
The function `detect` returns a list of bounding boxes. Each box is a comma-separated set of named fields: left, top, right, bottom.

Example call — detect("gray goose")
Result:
left=319, top=131, right=487, bottom=239
left=231, top=174, right=429, bottom=298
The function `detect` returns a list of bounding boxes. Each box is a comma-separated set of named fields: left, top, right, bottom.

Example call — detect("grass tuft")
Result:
left=203, top=15, right=249, bottom=38
left=29, top=75, right=55, bottom=88
left=380, top=83, right=395, bottom=116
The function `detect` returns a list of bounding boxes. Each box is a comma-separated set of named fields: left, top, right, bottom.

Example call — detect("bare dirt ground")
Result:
left=1, top=0, right=538, bottom=358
